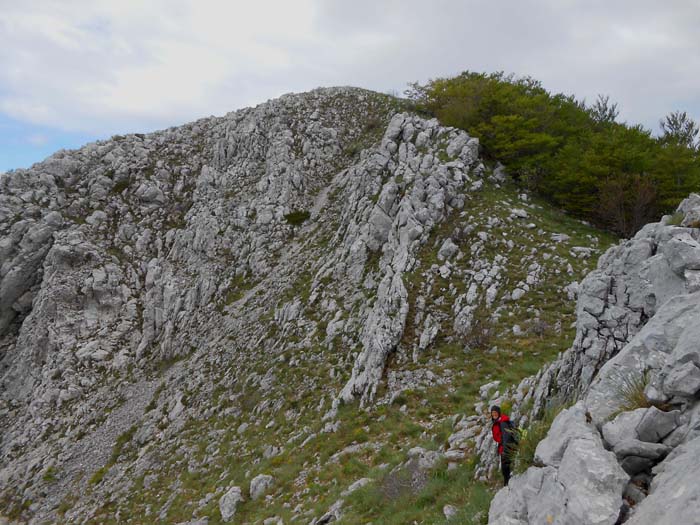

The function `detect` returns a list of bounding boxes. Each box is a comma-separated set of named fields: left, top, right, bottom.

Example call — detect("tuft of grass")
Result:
left=284, top=210, right=311, bottom=226
left=612, top=370, right=653, bottom=417
left=512, top=403, right=567, bottom=474
left=42, top=466, right=57, bottom=482
left=145, top=383, right=164, bottom=412
left=57, top=497, right=74, bottom=516
left=666, top=211, right=684, bottom=226
left=111, top=178, right=131, bottom=195
left=89, top=466, right=109, bottom=485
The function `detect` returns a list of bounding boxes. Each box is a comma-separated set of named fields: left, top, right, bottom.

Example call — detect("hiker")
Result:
left=491, top=405, right=517, bottom=486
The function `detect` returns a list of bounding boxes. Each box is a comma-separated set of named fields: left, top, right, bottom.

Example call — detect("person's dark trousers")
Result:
left=500, top=453, right=511, bottom=486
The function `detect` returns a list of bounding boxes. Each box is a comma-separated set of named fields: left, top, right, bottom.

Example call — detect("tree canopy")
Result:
left=407, top=72, right=700, bottom=236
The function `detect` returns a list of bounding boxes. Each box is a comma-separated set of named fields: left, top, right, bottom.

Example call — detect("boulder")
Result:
left=613, top=439, right=671, bottom=461
left=312, top=499, right=344, bottom=524
left=619, top=456, right=655, bottom=476
left=406, top=446, right=442, bottom=470
left=443, top=504, right=458, bottom=520
left=489, top=466, right=565, bottom=525
left=601, top=409, right=647, bottom=448
left=534, top=402, right=601, bottom=468
left=250, top=474, right=274, bottom=500
left=340, top=478, right=372, bottom=497
left=663, top=361, right=700, bottom=397
left=660, top=232, right=700, bottom=276
left=219, top=486, right=244, bottom=522
left=437, top=238, right=459, bottom=261
left=626, top=435, right=700, bottom=524
left=490, top=437, right=627, bottom=525
left=635, top=407, right=681, bottom=443
left=677, top=193, right=700, bottom=227
left=556, top=437, right=629, bottom=524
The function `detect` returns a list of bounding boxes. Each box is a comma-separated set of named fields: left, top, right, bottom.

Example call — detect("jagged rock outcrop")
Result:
left=490, top=403, right=628, bottom=525
left=488, top=195, right=700, bottom=524
left=336, top=113, right=480, bottom=405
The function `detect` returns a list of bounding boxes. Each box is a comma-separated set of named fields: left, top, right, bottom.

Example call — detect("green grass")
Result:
left=42, top=466, right=57, bottom=482
left=89, top=465, right=109, bottom=486
left=111, top=178, right=131, bottom=195
left=284, top=210, right=311, bottom=226
left=609, top=370, right=657, bottom=420
left=512, top=403, right=567, bottom=474
left=343, top=459, right=494, bottom=525
left=666, top=211, right=684, bottom=226
left=217, top=274, right=256, bottom=312
left=89, top=425, right=138, bottom=486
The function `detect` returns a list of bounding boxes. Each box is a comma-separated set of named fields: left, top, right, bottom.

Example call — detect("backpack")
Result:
left=500, top=419, right=520, bottom=448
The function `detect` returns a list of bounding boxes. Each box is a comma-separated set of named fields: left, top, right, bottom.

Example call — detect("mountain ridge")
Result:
left=2, top=86, right=696, bottom=524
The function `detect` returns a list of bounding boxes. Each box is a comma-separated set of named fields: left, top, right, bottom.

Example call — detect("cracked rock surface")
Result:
left=488, top=194, right=700, bottom=524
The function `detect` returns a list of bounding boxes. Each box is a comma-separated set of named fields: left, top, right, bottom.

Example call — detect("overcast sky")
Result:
left=1, top=0, right=699, bottom=172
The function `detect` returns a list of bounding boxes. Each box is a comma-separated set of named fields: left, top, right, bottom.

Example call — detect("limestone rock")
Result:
left=626, top=435, right=700, bottom=524
left=635, top=407, right=681, bottom=443
left=661, top=232, right=700, bottom=276
left=677, top=193, right=700, bottom=227
left=534, top=402, right=601, bottom=468
left=340, top=478, right=372, bottom=497
left=437, top=238, right=459, bottom=261
left=601, top=408, right=647, bottom=448
left=443, top=504, right=458, bottom=520
left=612, top=439, right=671, bottom=461
left=250, top=474, right=274, bottom=500
left=219, top=486, right=244, bottom=522
left=491, top=437, right=628, bottom=525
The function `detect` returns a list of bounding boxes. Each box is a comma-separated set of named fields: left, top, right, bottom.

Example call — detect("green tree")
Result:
left=589, top=94, right=619, bottom=124
left=660, top=110, right=699, bottom=150
left=407, top=71, right=700, bottom=236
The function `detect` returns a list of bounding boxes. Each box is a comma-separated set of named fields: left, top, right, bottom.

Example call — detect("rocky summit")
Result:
left=0, top=87, right=698, bottom=525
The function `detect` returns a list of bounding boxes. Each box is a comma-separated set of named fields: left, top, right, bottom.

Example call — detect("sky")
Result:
left=1, top=0, right=699, bottom=172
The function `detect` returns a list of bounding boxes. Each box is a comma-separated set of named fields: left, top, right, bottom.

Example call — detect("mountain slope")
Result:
left=0, top=88, right=615, bottom=524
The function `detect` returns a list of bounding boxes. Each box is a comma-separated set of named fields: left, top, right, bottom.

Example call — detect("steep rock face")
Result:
left=490, top=404, right=628, bottom=525
left=467, top=194, right=698, bottom=480
left=488, top=195, right=700, bottom=524
left=336, top=114, right=479, bottom=405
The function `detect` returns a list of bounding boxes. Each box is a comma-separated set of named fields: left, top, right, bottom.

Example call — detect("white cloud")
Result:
left=0, top=0, right=698, bottom=137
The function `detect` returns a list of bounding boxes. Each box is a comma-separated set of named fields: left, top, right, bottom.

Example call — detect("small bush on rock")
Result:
left=284, top=210, right=311, bottom=226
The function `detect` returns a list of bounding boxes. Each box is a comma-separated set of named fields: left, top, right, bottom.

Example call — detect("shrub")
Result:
left=408, top=71, right=700, bottom=236
left=284, top=210, right=311, bottom=226
left=464, top=315, right=493, bottom=352
left=111, top=178, right=131, bottom=195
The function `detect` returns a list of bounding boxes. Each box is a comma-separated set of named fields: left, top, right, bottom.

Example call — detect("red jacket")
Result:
left=491, top=414, right=511, bottom=456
